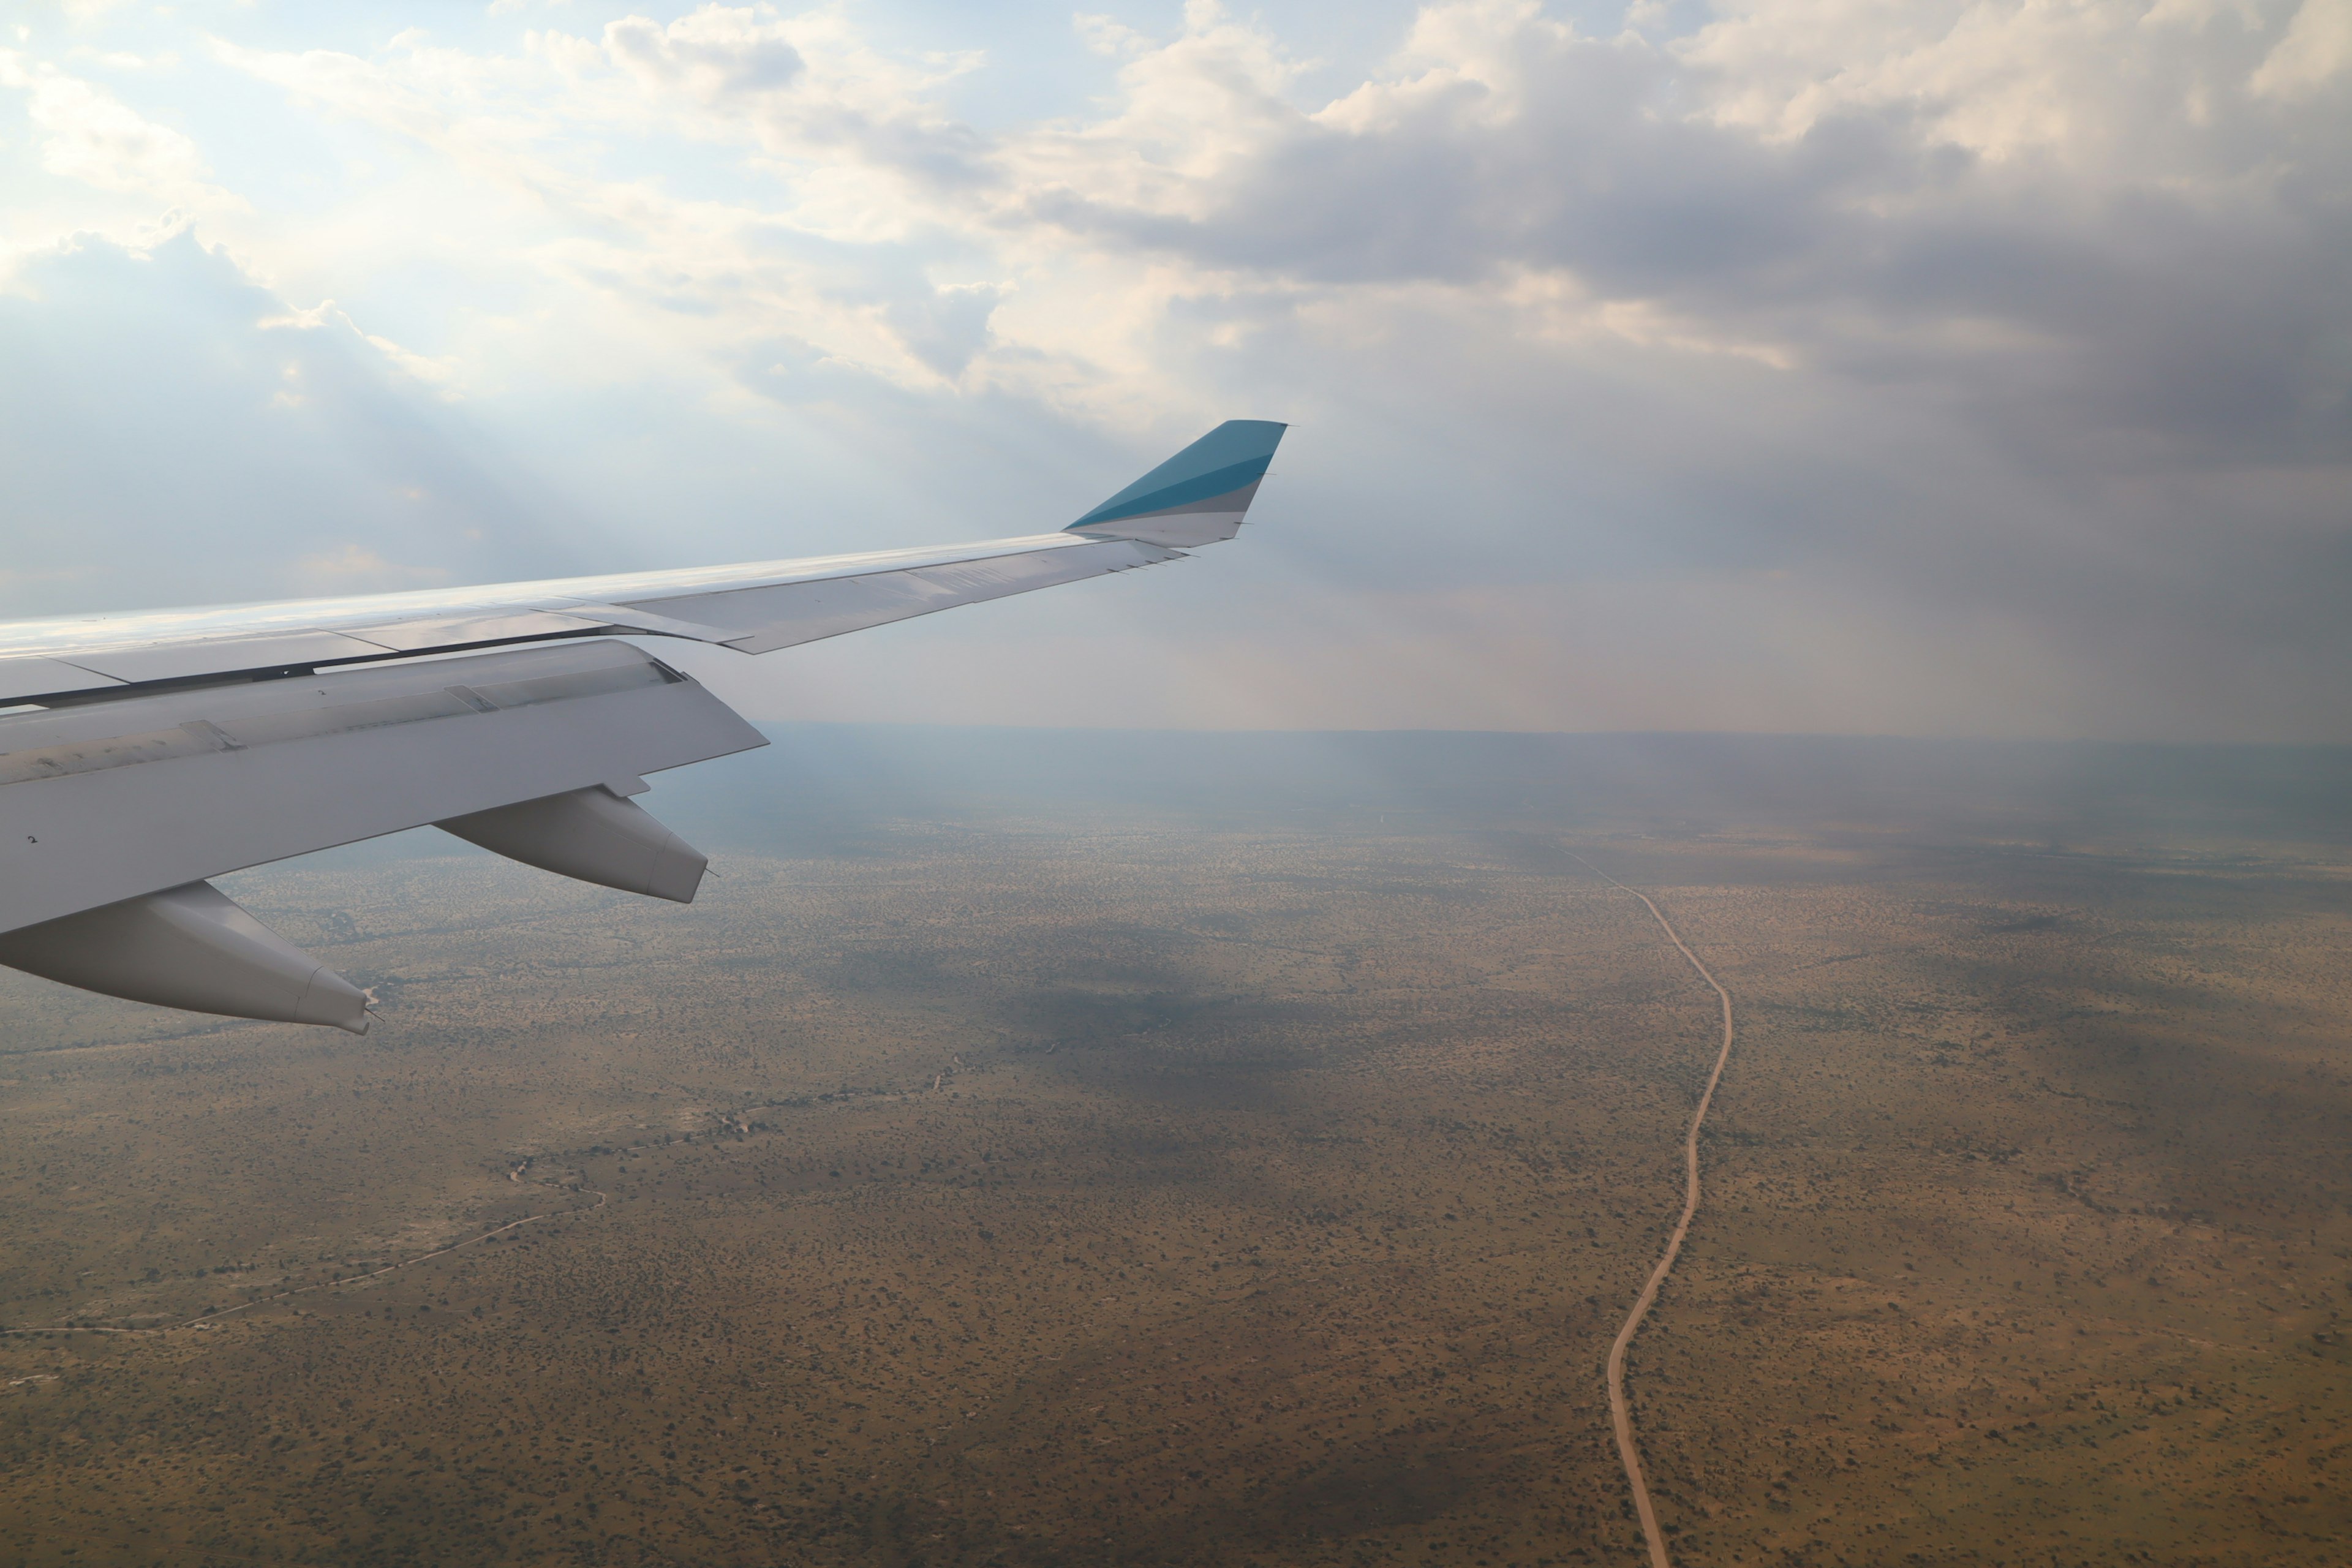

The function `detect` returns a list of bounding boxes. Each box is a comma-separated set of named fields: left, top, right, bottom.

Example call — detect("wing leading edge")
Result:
left=0, top=420, right=1288, bottom=705
left=0, top=420, right=1287, bottom=1029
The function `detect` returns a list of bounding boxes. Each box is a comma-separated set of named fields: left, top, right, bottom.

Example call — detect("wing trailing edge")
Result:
left=0, top=641, right=761, bottom=939
left=0, top=641, right=754, bottom=1030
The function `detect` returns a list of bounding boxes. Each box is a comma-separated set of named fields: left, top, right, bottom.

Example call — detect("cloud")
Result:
left=205, top=23, right=1005, bottom=394
left=605, top=9, right=806, bottom=105
left=0, top=2, right=2345, bottom=741
left=0, top=232, right=589, bottom=618
left=973, top=2, right=2348, bottom=461
left=291, top=543, right=453, bottom=595
left=0, top=51, right=243, bottom=211
left=2252, top=0, right=2352, bottom=98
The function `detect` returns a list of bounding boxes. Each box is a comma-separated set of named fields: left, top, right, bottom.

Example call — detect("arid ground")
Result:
left=4, top=739, right=2350, bottom=1566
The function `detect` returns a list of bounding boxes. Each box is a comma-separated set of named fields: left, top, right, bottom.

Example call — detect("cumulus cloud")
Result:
left=0, top=51, right=242, bottom=211
left=987, top=2, right=2348, bottom=461
left=2252, top=0, right=2352, bottom=99
left=605, top=9, right=805, bottom=104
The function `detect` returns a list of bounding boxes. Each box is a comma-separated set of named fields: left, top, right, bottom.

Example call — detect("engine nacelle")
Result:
left=0, top=881, right=371, bottom=1034
left=437, top=784, right=707, bottom=904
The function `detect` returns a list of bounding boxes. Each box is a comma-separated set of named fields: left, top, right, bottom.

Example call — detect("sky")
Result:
left=1, top=0, right=2346, bottom=740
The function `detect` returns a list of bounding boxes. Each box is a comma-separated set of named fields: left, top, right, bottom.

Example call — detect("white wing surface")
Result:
left=0, top=532, right=1177, bottom=704
left=0, top=420, right=1288, bottom=1030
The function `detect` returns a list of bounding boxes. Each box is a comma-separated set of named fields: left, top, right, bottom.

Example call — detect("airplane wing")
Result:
left=0, top=419, right=1287, bottom=1032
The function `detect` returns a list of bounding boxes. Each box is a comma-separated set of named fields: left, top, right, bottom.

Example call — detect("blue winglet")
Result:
left=1066, top=420, right=1287, bottom=547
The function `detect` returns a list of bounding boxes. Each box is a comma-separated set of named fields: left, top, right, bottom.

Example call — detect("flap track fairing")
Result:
left=437, top=785, right=708, bottom=903
left=0, top=881, right=370, bottom=1034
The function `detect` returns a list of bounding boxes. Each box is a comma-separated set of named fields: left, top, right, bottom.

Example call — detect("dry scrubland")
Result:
left=2, top=815, right=2350, bottom=1567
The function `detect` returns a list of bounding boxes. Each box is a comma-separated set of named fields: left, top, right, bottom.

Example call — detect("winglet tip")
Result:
left=1065, top=418, right=1291, bottom=542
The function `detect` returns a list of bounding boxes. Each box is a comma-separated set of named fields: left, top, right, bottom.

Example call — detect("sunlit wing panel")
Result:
left=609, top=536, right=1178, bottom=654
left=61, top=631, right=401, bottom=685
left=0, top=656, right=126, bottom=701
left=345, top=610, right=609, bottom=652
left=0, top=533, right=1171, bottom=704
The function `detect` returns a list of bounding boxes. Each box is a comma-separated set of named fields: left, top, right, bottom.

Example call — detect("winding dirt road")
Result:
left=1582, top=859, right=1737, bottom=1568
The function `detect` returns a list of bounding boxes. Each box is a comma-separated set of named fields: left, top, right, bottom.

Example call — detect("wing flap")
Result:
left=0, top=641, right=764, bottom=937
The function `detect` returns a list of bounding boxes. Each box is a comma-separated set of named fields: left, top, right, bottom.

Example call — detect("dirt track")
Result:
left=1585, top=861, right=1738, bottom=1568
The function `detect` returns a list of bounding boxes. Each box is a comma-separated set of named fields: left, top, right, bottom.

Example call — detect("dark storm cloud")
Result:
left=936, top=4, right=2351, bottom=738
left=1017, top=21, right=2350, bottom=470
